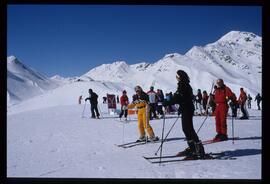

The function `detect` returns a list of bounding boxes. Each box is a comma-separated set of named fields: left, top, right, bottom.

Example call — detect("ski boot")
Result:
left=176, top=140, right=196, bottom=157
left=182, top=140, right=206, bottom=160
left=136, top=135, right=146, bottom=142
left=149, top=136, right=159, bottom=142
left=194, top=141, right=206, bottom=159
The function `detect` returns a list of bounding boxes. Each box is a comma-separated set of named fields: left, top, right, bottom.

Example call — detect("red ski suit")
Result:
left=238, top=90, right=247, bottom=105
left=213, top=85, right=234, bottom=135
left=120, top=95, right=129, bottom=107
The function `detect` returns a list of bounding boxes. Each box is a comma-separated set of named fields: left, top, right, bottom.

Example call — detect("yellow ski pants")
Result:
left=128, top=102, right=155, bottom=138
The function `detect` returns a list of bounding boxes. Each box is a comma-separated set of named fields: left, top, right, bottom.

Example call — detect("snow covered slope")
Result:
left=83, top=31, right=261, bottom=96
left=7, top=56, right=59, bottom=105
left=7, top=104, right=262, bottom=178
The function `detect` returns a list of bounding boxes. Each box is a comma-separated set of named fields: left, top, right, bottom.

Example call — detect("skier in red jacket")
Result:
left=213, top=79, right=234, bottom=141
left=119, top=90, right=129, bottom=120
left=238, top=88, right=249, bottom=119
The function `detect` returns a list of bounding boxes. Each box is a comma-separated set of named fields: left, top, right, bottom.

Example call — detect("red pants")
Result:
left=215, top=103, right=228, bottom=135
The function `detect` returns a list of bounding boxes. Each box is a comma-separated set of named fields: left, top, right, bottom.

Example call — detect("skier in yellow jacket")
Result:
left=128, top=85, right=159, bottom=142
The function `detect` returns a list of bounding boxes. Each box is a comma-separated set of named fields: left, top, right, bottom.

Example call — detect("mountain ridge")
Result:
left=7, top=30, right=261, bottom=108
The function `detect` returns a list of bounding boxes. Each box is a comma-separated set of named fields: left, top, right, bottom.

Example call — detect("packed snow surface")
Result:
left=7, top=103, right=261, bottom=179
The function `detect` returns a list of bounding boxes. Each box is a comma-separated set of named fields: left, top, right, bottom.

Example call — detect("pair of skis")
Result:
left=116, top=136, right=239, bottom=148
left=116, top=138, right=161, bottom=148
left=143, top=152, right=236, bottom=164
left=202, top=137, right=240, bottom=145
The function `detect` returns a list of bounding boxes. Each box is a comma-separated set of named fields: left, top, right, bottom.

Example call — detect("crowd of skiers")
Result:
left=79, top=69, right=262, bottom=160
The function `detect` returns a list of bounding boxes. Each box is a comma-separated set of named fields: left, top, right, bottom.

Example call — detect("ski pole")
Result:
left=196, top=115, right=209, bottom=134
left=159, top=108, right=166, bottom=165
left=98, top=104, right=103, bottom=118
left=196, top=81, right=215, bottom=134
left=145, top=104, right=149, bottom=143
left=122, top=117, right=125, bottom=144
left=155, top=114, right=180, bottom=155
left=232, top=115, right=234, bottom=144
left=81, top=101, right=87, bottom=118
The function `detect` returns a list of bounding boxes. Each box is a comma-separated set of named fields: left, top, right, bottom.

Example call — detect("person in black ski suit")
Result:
left=247, top=94, right=252, bottom=109
left=85, top=89, right=100, bottom=119
left=255, top=93, right=262, bottom=110
left=164, top=70, right=205, bottom=159
left=156, top=89, right=165, bottom=118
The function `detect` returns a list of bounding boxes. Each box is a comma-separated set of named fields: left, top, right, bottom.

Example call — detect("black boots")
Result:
left=176, top=140, right=205, bottom=159
left=194, top=141, right=205, bottom=158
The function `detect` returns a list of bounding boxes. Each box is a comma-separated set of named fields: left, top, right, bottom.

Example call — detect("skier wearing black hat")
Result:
left=164, top=70, right=206, bottom=160
left=85, top=89, right=100, bottom=119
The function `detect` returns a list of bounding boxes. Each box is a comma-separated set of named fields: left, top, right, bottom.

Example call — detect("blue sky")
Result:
left=7, top=5, right=262, bottom=77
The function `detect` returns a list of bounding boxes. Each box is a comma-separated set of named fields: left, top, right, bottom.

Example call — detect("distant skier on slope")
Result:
left=238, top=88, right=249, bottom=119
left=255, top=93, right=262, bottom=110
left=247, top=94, right=252, bottom=109
left=147, top=86, right=158, bottom=120
left=78, top=95, right=83, bottom=105
left=156, top=89, right=165, bottom=118
left=208, top=93, right=216, bottom=116
left=163, top=70, right=206, bottom=160
left=212, top=79, right=235, bottom=141
left=195, top=89, right=202, bottom=112
left=119, top=90, right=129, bottom=121
left=127, top=85, right=159, bottom=142
left=202, top=90, right=209, bottom=115
left=85, top=89, right=100, bottom=119
left=229, top=93, right=238, bottom=117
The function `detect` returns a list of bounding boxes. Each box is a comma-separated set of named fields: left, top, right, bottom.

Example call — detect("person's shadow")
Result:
left=214, top=148, right=261, bottom=159
left=232, top=136, right=261, bottom=141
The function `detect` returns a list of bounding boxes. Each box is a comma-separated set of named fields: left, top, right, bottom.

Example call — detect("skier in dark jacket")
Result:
left=164, top=70, right=206, bottom=159
left=255, top=93, right=262, bottom=110
left=247, top=94, right=252, bottom=109
left=85, top=89, right=100, bottom=119
left=202, top=90, right=209, bottom=114
left=229, top=93, right=238, bottom=117
left=156, top=89, right=165, bottom=118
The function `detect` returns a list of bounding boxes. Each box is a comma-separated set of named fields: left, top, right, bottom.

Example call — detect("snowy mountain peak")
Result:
left=112, top=60, right=127, bottom=65
left=7, top=31, right=262, bottom=108
left=7, top=56, right=59, bottom=105
left=163, top=53, right=182, bottom=59
left=82, top=31, right=261, bottom=97
left=217, top=31, right=261, bottom=45
left=7, top=55, right=17, bottom=62
left=51, top=75, right=65, bottom=80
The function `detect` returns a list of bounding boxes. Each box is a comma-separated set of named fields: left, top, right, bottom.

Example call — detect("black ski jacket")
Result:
left=134, top=91, right=149, bottom=103
left=170, top=81, right=195, bottom=112
left=85, top=92, right=98, bottom=105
